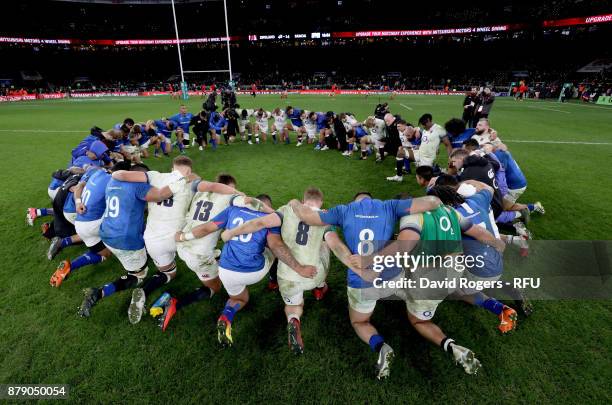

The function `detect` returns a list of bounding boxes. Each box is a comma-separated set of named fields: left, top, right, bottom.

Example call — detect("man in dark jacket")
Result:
left=449, top=148, right=503, bottom=218
left=462, top=88, right=478, bottom=127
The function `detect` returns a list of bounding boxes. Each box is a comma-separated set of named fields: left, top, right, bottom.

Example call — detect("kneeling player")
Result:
left=221, top=188, right=354, bottom=354
left=175, top=194, right=317, bottom=347
left=155, top=175, right=273, bottom=331
left=78, top=164, right=187, bottom=318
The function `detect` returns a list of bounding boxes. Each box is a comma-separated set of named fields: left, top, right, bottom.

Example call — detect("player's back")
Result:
left=277, top=204, right=327, bottom=272
left=181, top=192, right=235, bottom=253
left=455, top=190, right=499, bottom=240
left=77, top=169, right=111, bottom=222
left=217, top=206, right=276, bottom=273
left=400, top=205, right=463, bottom=257
left=144, top=171, right=192, bottom=239
left=99, top=178, right=150, bottom=250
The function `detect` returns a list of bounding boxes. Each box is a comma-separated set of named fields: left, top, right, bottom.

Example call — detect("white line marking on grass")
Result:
left=0, top=129, right=84, bottom=133
left=505, top=139, right=612, bottom=145
left=527, top=106, right=570, bottom=114
left=400, top=103, right=413, bottom=110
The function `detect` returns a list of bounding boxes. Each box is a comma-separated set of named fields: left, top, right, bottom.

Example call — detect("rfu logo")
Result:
left=487, top=169, right=495, bottom=179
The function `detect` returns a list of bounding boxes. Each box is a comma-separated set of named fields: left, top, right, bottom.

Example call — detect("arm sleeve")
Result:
left=135, top=182, right=153, bottom=201
left=211, top=207, right=230, bottom=229
left=318, top=205, right=345, bottom=226
left=399, top=214, right=423, bottom=234
left=385, top=199, right=413, bottom=219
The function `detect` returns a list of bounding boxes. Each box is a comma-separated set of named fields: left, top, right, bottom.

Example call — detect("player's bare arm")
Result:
left=73, top=179, right=87, bottom=214
left=176, top=221, right=219, bottom=242
left=221, top=213, right=281, bottom=242
left=289, top=199, right=326, bottom=226
left=196, top=180, right=239, bottom=195
left=266, top=233, right=317, bottom=278
left=408, top=196, right=442, bottom=214
left=144, top=178, right=186, bottom=203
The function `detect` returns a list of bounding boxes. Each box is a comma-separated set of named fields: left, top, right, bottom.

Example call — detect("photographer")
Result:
left=190, top=110, right=210, bottom=151
left=474, top=88, right=495, bottom=121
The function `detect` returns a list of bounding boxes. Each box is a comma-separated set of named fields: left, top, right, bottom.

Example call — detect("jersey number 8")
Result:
left=357, top=228, right=374, bottom=255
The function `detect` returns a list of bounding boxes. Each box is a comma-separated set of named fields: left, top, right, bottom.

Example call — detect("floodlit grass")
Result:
left=0, top=94, right=610, bottom=402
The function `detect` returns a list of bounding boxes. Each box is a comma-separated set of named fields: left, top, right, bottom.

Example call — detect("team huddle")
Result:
left=26, top=95, right=546, bottom=380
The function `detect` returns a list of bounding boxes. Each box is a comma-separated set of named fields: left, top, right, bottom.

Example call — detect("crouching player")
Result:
left=50, top=162, right=132, bottom=287
left=290, top=192, right=443, bottom=379
left=222, top=187, right=355, bottom=354
left=397, top=199, right=506, bottom=375
left=78, top=164, right=187, bottom=318
left=155, top=174, right=273, bottom=331
left=175, top=194, right=317, bottom=347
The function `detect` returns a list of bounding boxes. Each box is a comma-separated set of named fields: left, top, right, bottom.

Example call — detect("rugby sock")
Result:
left=61, top=237, right=73, bottom=248
left=404, top=158, right=411, bottom=173
left=176, top=287, right=213, bottom=310
left=441, top=337, right=456, bottom=354
left=395, top=158, right=404, bottom=176
left=211, top=138, right=217, bottom=150
left=348, top=143, right=354, bottom=152
left=473, top=293, right=504, bottom=315
left=368, top=334, right=385, bottom=352
left=221, top=302, right=241, bottom=323
left=101, top=274, right=138, bottom=298
left=285, top=136, right=290, bottom=144
left=142, top=272, right=171, bottom=296
left=272, top=133, right=277, bottom=142
left=71, top=251, right=104, bottom=271
left=177, top=141, right=184, bottom=152
left=248, top=135, right=252, bottom=142
left=160, top=141, right=167, bottom=154
left=527, top=203, right=535, bottom=211
left=37, top=208, right=53, bottom=216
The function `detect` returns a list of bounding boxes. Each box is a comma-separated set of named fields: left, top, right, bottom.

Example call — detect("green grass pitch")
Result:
left=0, top=94, right=610, bottom=403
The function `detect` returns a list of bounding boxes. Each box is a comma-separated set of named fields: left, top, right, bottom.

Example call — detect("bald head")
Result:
left=383, top=113, right=395, bottom=126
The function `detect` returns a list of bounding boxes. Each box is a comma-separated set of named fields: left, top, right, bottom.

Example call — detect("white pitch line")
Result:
left=527, top=106, right=570, bottom=114
left=400, top=103, right=413, bottom=110
left=0, top=129, right=85, bottom=133
left=505, top=139, right=612, bottom=145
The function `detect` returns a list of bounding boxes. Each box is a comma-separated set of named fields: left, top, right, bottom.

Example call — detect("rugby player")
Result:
left=154, top=175, right=273, bottom=331
left=77, top=163, right=188, bottom=318
left=174, top=194, right=317, bottom=347
left=221, top=187, right=355, bottom=354
left=289, top=192, right=443, bottom=379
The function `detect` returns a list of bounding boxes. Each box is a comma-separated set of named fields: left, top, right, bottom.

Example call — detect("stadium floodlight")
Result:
left=170, top=0, right=233, bottom=100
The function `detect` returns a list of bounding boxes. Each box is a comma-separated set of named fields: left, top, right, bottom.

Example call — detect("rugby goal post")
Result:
left=170, top=0, right=233, bottom=100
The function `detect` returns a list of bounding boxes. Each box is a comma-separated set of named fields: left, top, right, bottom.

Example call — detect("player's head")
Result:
left=353, top=191, right=372, bottom=201
left=483, top=87, right=491, bottom=96
left=216, top=173, right=237, bottom=188
left=475, top=118, right=490, bottom=134
left=303, top=187, right=323, bottom=209
left=123, top=118, right=135, bottom=129
left=444, top=118, right=466, bottom=136
left=308, top=111, right=317, bottom=120
left=427, top=185, right=465, bottom=207
left=383, top=113, right=395, bottom=126
left=470, top=87, right=477, bottom=96
left=128, top=131, right=140, bottom=145
left=415, top=165, right=434, bottom=187
left=338, top=112, right=347, bottom=122
left=434, top=174, right=459, bottom=189
left=110, top=160, right=132, bottom=172
left=256, top=194, right=273, bottom=209
left=179, top=105, right=188, bottom=114
left=286, top=106, right=294, bottom=114
left=396, top=119, right=407, bottom=132
left=418, top=113, right=433, bottom=129
left=172, top=156, right=192, bottom=176
left=463, top=138, right=480, bottom=152
left=449, top=148, right=469, bottom=170
left=273, top=107, right=281, bottom=115
left=108, top=128, right=124, bottom=140
left=166, top=121, right=175, bottom=130
left=240, top=109, right=248, bottom=119
left=364, top=116, right=375, bottom=128
left=482, top=143, right=495, bottom=154
left=130, top=163, right=150, bottom=172
left=86, top=140, right=109, bottom=160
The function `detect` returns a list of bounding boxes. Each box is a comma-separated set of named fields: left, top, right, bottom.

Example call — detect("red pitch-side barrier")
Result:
left=0, top=89, right=465, bottom=102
